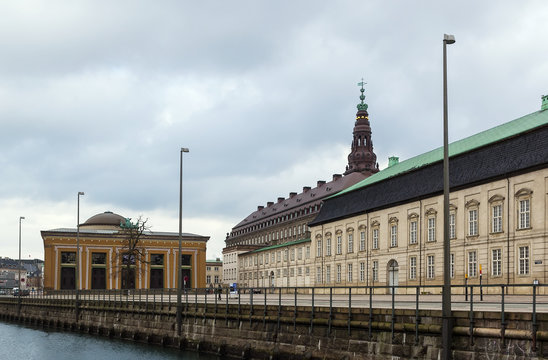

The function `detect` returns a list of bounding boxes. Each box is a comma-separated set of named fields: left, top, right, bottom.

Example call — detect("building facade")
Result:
left=42, top=211, right=209, bottom=290
left=308, top=97, right=548, bottom=294
left=238, top=96, right=548, bottom=293
left=206, top=258, right=223, bottom=285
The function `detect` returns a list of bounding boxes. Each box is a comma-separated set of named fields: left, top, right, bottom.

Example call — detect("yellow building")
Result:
left=42, top=211, right=209, bottom=290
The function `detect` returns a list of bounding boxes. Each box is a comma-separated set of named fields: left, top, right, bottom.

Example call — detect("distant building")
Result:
left=42, top=211, right=209, bottom=290
left=225, top=85, right=380, bottom=287
left=205, top=258, right=223, bottom=285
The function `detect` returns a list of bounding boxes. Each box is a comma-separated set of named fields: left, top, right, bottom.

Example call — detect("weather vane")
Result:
left=357, top=78, right=368, bottom=111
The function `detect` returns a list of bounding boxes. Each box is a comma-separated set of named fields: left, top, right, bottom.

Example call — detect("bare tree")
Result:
left=114, top=216, right=150, bottom=290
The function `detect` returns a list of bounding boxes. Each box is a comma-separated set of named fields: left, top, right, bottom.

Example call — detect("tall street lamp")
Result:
left=442, top=33, right=455, bottom=360
left=18, top=216, right=25, bottom=311
left=177, top=147, right=189, bottom=335
left=76, top=191, right=85, bottom=321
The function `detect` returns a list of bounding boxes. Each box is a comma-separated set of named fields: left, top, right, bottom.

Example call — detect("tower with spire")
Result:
left=344, top=81, right=379, bottom=177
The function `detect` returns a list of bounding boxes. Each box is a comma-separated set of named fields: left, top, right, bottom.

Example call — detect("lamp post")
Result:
left=177, top=147, right=189, bottom=335
left=18, top=216, right=25, bottom=312
left=76, top=191, right=84, bottom=322
left=442, top=33, right=455, bottom=360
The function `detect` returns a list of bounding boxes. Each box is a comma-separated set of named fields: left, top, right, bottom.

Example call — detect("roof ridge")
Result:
left=334, top=109, right=548, bottom=198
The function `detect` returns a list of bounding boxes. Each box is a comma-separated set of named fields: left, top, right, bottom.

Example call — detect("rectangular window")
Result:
left=492, top=249, right=502, bottom=276
left=298, top=267, right=302, bottom=276
left=305, top=267, right=309, bottom=275
left=427, top=218, right=436, bottom=242
left=449, top=213, right=456, bottom=239
left=271, top=253, right=275, bottom=263
left=265, top=253, right=269, bottom=264
left=277, top=251, right=281, bottom=262
left=316, top=240, right=322, bottom=257
left=468, top=251, right=477, bottom=277
left=347, top=263, right=353, bottom=282
left=336, top=235, right=342, bottom=255
left=492, top=204, right=502, bottom=233
left=206, top=275, right=211, bottom=284
left=336, top=264, right=341, bottom=283
left=390, top=224, right=398, bottom=247
left=284, top=249, right=288, bottom=262
left=290, top=268, right=294, bottom=277
left=468, top=209, right=478, bottom=236
left=61, top=251, right=76, bottom=265
left=214, top=275, right=219, bottom=283
left=409, top=256, right=417, bottom=280
left=427, top=255, right=435, bottom=279
left=372, top=229, right=379, bottom=249
left=326, top=265, right=331, bottom=283
left=519, top=246, right=529, bottom=275
left=306, top=246, right=310, bottom=259
left=409, top=221, right=417, bottom=244
left=519, top=199, right=530, bottom=229
left=290, top=249, right=295, bottom=261
left=359, top=231, right=366, bottom=251
left=359, top=262, right=365, bottom=282
left=297, top=247, right=302, bottom=260
left=372, top=261, right=378, bottom=281
left=348, top=234, right=354, bottom=253
left=317, top=267, right=322, bottom=283
left=326, top=238, right=331, bottom=256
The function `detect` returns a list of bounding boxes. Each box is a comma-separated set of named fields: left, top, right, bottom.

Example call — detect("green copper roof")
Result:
left=247, top=238, right=311, bottom=254
left=335, top=108, right=548, bottom=198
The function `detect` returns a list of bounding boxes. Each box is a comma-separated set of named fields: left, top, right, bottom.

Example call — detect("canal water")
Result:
left=0, top=321, right=219, bottom=360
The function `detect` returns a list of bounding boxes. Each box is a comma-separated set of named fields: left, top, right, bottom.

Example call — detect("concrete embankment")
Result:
left=0, top=298, right=545, bottom=359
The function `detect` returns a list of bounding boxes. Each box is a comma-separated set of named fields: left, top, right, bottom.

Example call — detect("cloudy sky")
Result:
left=1, top=1, right=547, bottom=261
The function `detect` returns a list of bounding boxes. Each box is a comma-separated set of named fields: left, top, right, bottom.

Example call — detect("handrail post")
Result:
left=469, top=286, right=474, bottom=346
left=294, top=287, right=297, bottom=331
left=391, top=285, right=395, bottom=343
left=532, top=283, right=538, bottom=352
left=501, top=285, right=506, bottom=346
left=250, top=288, right=254, bottom=326
left=348, top=287, right=352, bottom=336
left=264, top=288, right=267, bottom=330
left=277, top=287, right=281, bottom=332
left=415, top=286, right=420, bottom=345
left=309, top=287, right=315, bottom=335
left=368, top=286, right=373, bottom=340
left=328, top=287, right=333, bottom=335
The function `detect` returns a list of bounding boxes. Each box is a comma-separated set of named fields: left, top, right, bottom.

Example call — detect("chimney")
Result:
left=289, top=192, right=297, bottom=198
left=267, top=201, right=274, bottom=207
left=317, top=180, right=326, bottom=187
left=388, top=156, right=399, bottom=167
left=332, top=174, right=342, bottom=181
left=277, top=197, right=285, bottom=203
left=257, top=205, right=264, bottom=211
left=303, top=186, right=311, bottom=192
left=542, top=95, right=548, bottom=111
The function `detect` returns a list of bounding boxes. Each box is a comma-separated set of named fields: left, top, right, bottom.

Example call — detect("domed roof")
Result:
left=82, top=211, right=126, bottom=227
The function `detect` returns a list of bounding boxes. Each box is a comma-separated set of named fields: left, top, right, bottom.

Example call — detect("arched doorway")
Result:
left=387, top=260, right=399, bottom=294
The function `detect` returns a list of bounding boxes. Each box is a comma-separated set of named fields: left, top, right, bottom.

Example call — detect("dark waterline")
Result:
left=0, top=321, right=219, bottom=360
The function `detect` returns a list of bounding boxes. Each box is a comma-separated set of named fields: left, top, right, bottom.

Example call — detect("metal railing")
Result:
left=2, top=283, right=546, bottom=348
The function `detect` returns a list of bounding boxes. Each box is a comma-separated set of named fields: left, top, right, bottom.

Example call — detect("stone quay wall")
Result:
left=0, top=298, right=547, bottom=359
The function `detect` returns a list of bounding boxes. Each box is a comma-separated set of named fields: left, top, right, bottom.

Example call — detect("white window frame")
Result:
left=372, top=228, right=379, bottom=249
left=427, top=255, right=435, bottom=279
left=326, top=238, right=331, bottom=256
left=409, top=220, right=417, bottom=244
left=427, top=217, right=436, bottom=242
left=409, top=256, right=417, bottom=280
left=519, top=246, right=530, bottom=275
left=372, top=261, right=378, bottom=281
left=347, top=263, right=353, bottom=282
left=359, top=262, right=365, bottom=282
left=449, top=213, right=456, bottom=239
left=518, top=199, right=530, bottom=229
left=390, top=224, right=398, bottom=247
left=468, top=209, right=478, bottom=236
left=359, top=231, right=366, bottom=251
left=336, top=235, right=342, bottom=255
left=468, top=251, right=477, bottom=277
left=336, top=264, right=341, bottom=283
left=492, top=204, right=503, bottom=233
left=492, top=248, right=502, bottom=276
left=348, top=233, right=354, bottom=253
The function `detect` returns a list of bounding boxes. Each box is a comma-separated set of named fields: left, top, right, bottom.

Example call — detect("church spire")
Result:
left=344, top=80, right=379, bottom=177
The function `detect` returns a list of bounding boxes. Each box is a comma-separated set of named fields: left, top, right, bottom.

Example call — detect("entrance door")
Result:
left=121, top=268, right=136, bottom=289
left=91, top=268, right=106, bottom=289
left=150, top=269, right=164, bottom=289
left=388, top=260, right=399, bottom=294
left=60, top=267, right=75, bottom=290
left=181, top=269, right=192, bottom=289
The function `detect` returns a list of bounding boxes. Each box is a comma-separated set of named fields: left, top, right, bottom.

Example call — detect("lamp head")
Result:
left=78, top=191, right=85, bottom=196
left=20, top=216, right=25, bottom=220
left=181, top=148, right=190, bottom=153
left=443, top=34, right=456, bottom=44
